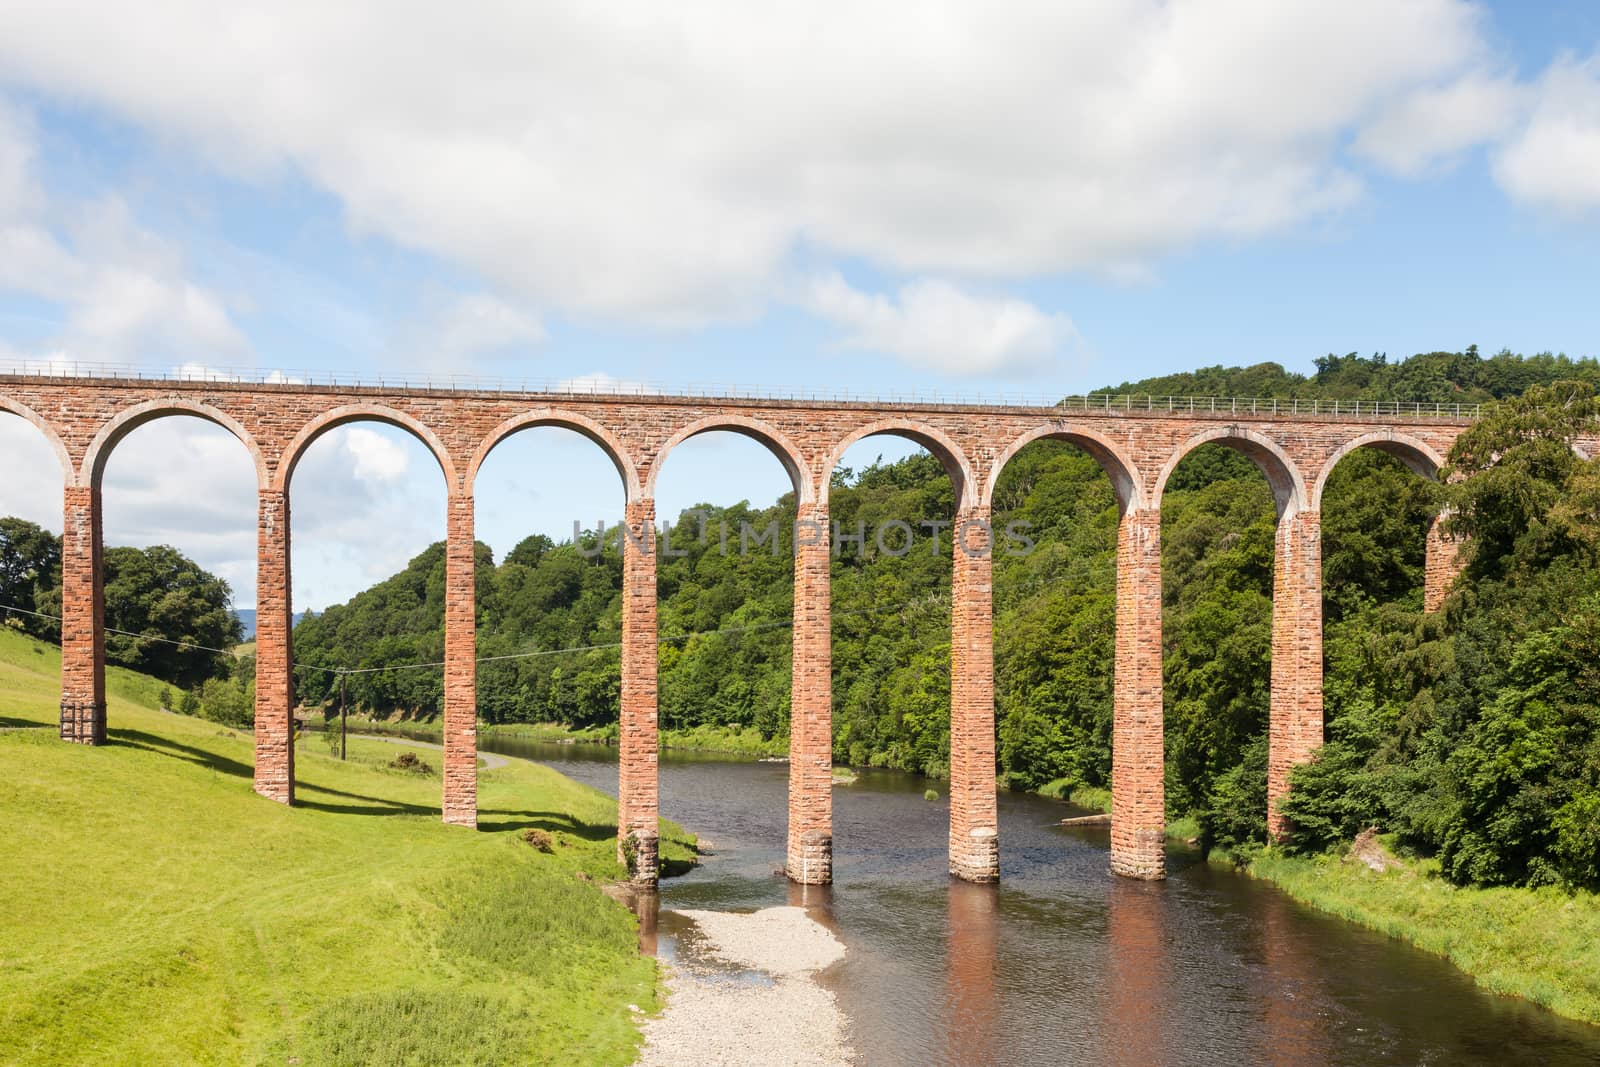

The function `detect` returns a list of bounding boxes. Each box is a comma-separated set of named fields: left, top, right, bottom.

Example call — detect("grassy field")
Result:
left=1249, top=847, right=1600, bottom=1027
left=0, top=627, right=694, bottom=1066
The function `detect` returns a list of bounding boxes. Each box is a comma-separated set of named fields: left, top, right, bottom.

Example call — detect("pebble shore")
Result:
left=636, top=905, right=851, bottom=1066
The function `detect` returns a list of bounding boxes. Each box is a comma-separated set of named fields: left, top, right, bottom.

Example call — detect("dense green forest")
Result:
left=286, top=349, right=1600, bottom=891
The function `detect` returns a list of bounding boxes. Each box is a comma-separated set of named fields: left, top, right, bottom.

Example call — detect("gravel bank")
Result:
left=636, top=906, right=851, bottom=1066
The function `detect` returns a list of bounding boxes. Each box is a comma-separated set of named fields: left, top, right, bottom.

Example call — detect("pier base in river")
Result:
left=786, top=829, right=833, bottom=885
left=623, top=829, right=659, bottom=886
left=1109, top=827, right=1166, bottom=881
left=950, top=826, right=1000, bottom=883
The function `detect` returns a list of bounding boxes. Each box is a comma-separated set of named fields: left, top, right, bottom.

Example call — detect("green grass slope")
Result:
left=0, top=627, right=692, bottom=1066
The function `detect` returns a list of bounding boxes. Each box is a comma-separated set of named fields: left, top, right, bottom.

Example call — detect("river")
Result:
left=482, top=736, right=1599, bottom=1066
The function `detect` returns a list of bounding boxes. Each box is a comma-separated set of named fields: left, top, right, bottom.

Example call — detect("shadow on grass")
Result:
left=114, top=727, right=439, bottom=816
left=0, top=716, right=52, bottom=729
left=477, top=808, right=616, bottom=841
left=295, top=781, right=438, bottom=817
left=113, top=728, right=254, bottom=778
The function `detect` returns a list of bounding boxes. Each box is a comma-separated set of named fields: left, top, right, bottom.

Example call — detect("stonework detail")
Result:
left=1269, top=509, right=1323, bottom=840
left=3, top=374, right=1480, bottom=881
left=443, top=493, right=478, bottom=828
left=1425, top=511, right=1464, bottom=613
left=787, top=501, right=833, bottom=884
left=949, top=506, right=999, bottom=883
left=254, top=489, right=294, bottom=803
left=618, top=499, right=660, bottom=883
left=1112, top=508, right=1165, bottom=879
left=59, top=485, right=105, bottom=745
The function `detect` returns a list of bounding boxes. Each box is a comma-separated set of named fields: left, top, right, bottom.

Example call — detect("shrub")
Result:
left=389, top=751, right=434, bottom=775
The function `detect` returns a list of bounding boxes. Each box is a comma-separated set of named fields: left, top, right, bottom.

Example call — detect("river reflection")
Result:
left=1105, top=876, right=1170, bottom=1067
left=479, top=736, right=1600, bottom=1066
left=944, top=880, right=999, bottom=1063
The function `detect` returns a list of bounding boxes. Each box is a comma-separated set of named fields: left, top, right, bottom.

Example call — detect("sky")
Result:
left=1, top=2, right=1598, bottom=611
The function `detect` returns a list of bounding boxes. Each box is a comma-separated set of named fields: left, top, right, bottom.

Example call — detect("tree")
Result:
left=102, top=545, right=244, bottom=688
left=0, top=517, right=61, bottom=639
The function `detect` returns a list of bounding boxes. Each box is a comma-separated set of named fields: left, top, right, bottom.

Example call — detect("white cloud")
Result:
left=430, top=293, right=544, bottom=358
left=387, top=290, right=545, bottom=374
left=1354, top=71, right=1527, bottom=177
left=0, top=1, right=1497, bottom=329
left=340, top=426, right=411, bottom=483
left=0, top=100, right=41, bottom=221
left=804, top=273, right=1074, bottom=377
left=0, top=110, right=250, bottom=365
left=1493, top=53, right=1600, bottom=216
left=0, top=413, right=66, bottom=530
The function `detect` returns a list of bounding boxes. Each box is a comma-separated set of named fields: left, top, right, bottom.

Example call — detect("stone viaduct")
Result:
left=0, top=372, right=1480, bottom=885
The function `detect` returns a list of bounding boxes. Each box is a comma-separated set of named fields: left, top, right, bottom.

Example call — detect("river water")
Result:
left=483, top=737, right=1599, bottom=1066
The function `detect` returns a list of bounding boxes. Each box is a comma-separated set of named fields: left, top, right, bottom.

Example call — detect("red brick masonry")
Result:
left=3, top=376, right=1477, bottom=883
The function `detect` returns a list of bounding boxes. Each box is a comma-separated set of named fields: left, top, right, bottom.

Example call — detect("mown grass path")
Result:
left=0, top=628, right=693, bottom=1066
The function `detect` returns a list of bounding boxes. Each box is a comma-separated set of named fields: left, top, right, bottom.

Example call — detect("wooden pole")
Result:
left=339, top=671, right=348, bottom=761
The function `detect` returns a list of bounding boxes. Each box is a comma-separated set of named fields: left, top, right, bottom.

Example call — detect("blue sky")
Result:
left=1, top=2, right=1598, bottom=610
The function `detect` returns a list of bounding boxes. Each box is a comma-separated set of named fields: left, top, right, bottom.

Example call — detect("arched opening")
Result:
left=983, top=430, right=1142, bottom=861
left=824, top=425, right=971, bottom=878
left=1294, top=437, right=1446, bottom=853
left=650, top=423, right=808, bottom=878
left=468, top=420, right=632, bottom=828
left=280, top=417, right=450, bottom=812
left=92, top=413, right=259, bottom=741
left=0, top=403, right=71, bottom=728
left=1153, top=432, right=1309, bottom=853
left=1314, top=437, right=1444, bottom=616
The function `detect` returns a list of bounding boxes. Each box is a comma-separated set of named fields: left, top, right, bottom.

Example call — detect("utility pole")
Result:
left=339, top=670, right=348, bottom=761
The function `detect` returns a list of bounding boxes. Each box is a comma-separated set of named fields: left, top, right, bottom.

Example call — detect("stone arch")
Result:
left=819, top=419, right=976, bottom=510
left=1310, top=431, right=1445, bottom=510
left=1152, top=426, right=1307, bottom=519
left=82, top=397, right=268, bottom=490
left=644, top=414, right=812, bottom=505
left=982, top=422, right=1146, bottom=513
left=274, top=404, right=457, bottom=493
left=469, top=409, right=640, bottom=502
left=0, top=393, right=73, bottom=483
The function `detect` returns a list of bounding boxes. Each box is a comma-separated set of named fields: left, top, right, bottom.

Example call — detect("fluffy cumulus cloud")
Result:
left=1494, top=54, right=1600, bottom=216
left=1353, top=71, right=1528, bottom=177
left=0, top=102, right=248, bottom=368
left=0, top=1, right=1507, bottom=342
left=805, top=273, right=1074, bottom=377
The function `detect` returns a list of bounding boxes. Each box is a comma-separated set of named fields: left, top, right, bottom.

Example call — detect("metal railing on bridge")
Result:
left=0, top=358, right=1483, bottom=419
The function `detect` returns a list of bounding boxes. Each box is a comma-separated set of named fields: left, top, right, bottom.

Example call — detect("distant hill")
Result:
left=232, top=609, right=308, bottom=641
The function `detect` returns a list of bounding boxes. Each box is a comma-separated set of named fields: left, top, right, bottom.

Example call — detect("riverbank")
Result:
left=342, top=714, right=789, bottom=758
left=1039, top=778, right=1201, bottom=840
left=637, top=906, right=850, bottom=1066
left=0, top=628, right=693, bottom=1064
left=1245, top=845, right=1600, bottom=1027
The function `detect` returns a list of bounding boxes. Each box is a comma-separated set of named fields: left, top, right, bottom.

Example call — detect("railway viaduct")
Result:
left=0, top=370, right=1483, bottom=885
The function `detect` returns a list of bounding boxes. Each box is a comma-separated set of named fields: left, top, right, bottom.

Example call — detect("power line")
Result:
left=0, top=602, right=247, bottom=659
